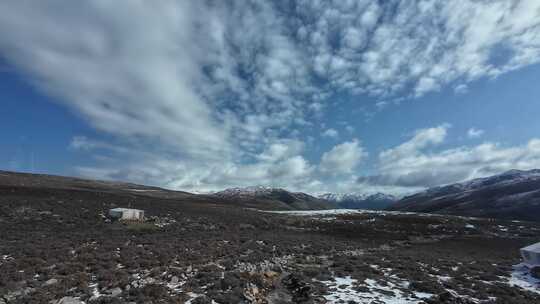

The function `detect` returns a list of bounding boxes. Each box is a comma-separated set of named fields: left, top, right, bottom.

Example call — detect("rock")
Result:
left=170, top=276, right=179, bottom=284
left=109, top=287, right=122, bottom=297
left=56, top=297, right=83, bottom=304
left=3, top=293, right=16, bottom=302
left=531, top=266, right=540, bottom=279
left=44, top=278, right=58, bottom=286
left=3, top=288, right=28, bottom=302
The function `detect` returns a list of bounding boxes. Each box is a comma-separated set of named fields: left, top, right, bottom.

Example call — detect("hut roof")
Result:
left=521, top=242, right=540, bottom=253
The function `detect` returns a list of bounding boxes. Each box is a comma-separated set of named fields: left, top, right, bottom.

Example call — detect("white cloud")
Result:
left=380, top=124, right=450, bottom=164
left=1, top=1, right=540, bottom=193
left=454, top=84, right=469, bottom=94
left=322, top=128, right=339, bottom=138
left=320, top=139, right=367, bottom=175
left=467, top=128, right=485, bottom=138
left=257, top=139, right=304, bottom=162
left=297, top=0, right=540, bottom=98
left=360, top=125, right=540, bottom=194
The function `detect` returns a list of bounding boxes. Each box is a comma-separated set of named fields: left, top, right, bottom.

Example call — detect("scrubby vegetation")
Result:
left=1, top=182, right=539, bottom=303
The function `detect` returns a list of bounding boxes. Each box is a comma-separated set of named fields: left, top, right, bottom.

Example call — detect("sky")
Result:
left=1, top=0, right=540, bottom=196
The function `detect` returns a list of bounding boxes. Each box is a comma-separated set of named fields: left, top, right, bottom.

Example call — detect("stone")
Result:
left=170, top=276, right=179, bottom=284
left=109, top=287, right=122, bottom=297
left=44, top=278, right=58, bottom=286
left=56, top=297, right=84, bottom=304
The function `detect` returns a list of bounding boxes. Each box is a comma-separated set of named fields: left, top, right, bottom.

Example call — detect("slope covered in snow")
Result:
left=319, top=192, right=397, bottom=210
left=390, top=169, right=540, bottom=221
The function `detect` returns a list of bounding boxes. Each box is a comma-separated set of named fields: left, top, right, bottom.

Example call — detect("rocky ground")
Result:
left=1, top=182, right=540, bottom=303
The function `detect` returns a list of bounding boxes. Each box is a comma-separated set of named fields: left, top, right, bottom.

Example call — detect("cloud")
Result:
left=467, top=128, right=485, bottom=138
left=256, top=139, right=304, bottom=162
left=320, top=139, right=367, bottom=175
left=360, top=125, right=540, bottom=193
left=322, top=128, right=339, bottom=138
left=379, top=124, right=450, bottom=164
left=454, top=84, right=469, bottom=94
left=1, top=1, right=540, bottom=193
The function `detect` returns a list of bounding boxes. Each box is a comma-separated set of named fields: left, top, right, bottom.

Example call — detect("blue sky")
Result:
left=1, top=1, right=540, bottom=195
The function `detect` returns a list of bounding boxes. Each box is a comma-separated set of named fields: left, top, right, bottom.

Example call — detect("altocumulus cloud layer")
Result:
left=1, top=1, right=540, bottom=194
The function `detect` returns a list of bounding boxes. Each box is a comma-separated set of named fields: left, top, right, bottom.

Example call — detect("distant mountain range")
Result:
left=389, top=169, right=540, bottom=222
left=4, top=169, right=540, bottom=221
left=212, top=186, right=333, bottom=210
left=318, top=192, right=397, bottom=210
left=212, top=187, right=399, bottom=211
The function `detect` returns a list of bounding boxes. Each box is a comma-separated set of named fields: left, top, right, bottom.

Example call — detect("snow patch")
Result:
left=506, top=264, right=540, bottom=294
left=320, top=275, right=433, bottom=303
left=262, top=209, right=424, bottom=217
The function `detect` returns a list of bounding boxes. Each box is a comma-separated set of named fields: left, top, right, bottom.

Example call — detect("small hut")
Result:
left=520, top=242, right=540, bottom=267
left=108, top=208, right=145, bottom=221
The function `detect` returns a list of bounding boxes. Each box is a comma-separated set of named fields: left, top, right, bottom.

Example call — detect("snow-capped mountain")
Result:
left=319, top=192, right=397, bottom=210
left=212, top=186, right=334, bottom=210
left=213, top=186, right=284, bottom=197
left=390, top=169, right=540, bottom=221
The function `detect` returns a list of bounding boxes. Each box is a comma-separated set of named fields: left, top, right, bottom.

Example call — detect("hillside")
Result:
left=389, top=169, right=540, bottom=222
left=0, top=171, right=539, bottom=303
left=0, top=171, right=328, bottom=211
left=212, top=186, right=334, bottom=210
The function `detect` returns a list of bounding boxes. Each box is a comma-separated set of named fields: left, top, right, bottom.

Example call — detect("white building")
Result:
left=108, top=208, right=145, bottom=221
left=520, top=242, right=540, bottom=267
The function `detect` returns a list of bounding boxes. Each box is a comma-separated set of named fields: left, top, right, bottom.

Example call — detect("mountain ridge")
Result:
left=390, top=169, right=540, bottom=221
left=212, top=186, right=334, bottom=210
left=319, top=192, right=397, bottom=210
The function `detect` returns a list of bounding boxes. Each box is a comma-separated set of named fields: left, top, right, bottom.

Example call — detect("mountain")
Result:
left=319, top=192, right=397, bottom=210
left=389, top=169, right=540, bottom=221
left=212, top=186, right=334, bottom=210
left=0, top=171, right=333, bottom=211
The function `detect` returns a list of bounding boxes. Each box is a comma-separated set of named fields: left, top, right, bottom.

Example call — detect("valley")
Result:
left=0, top=171, right=539, bottom=303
